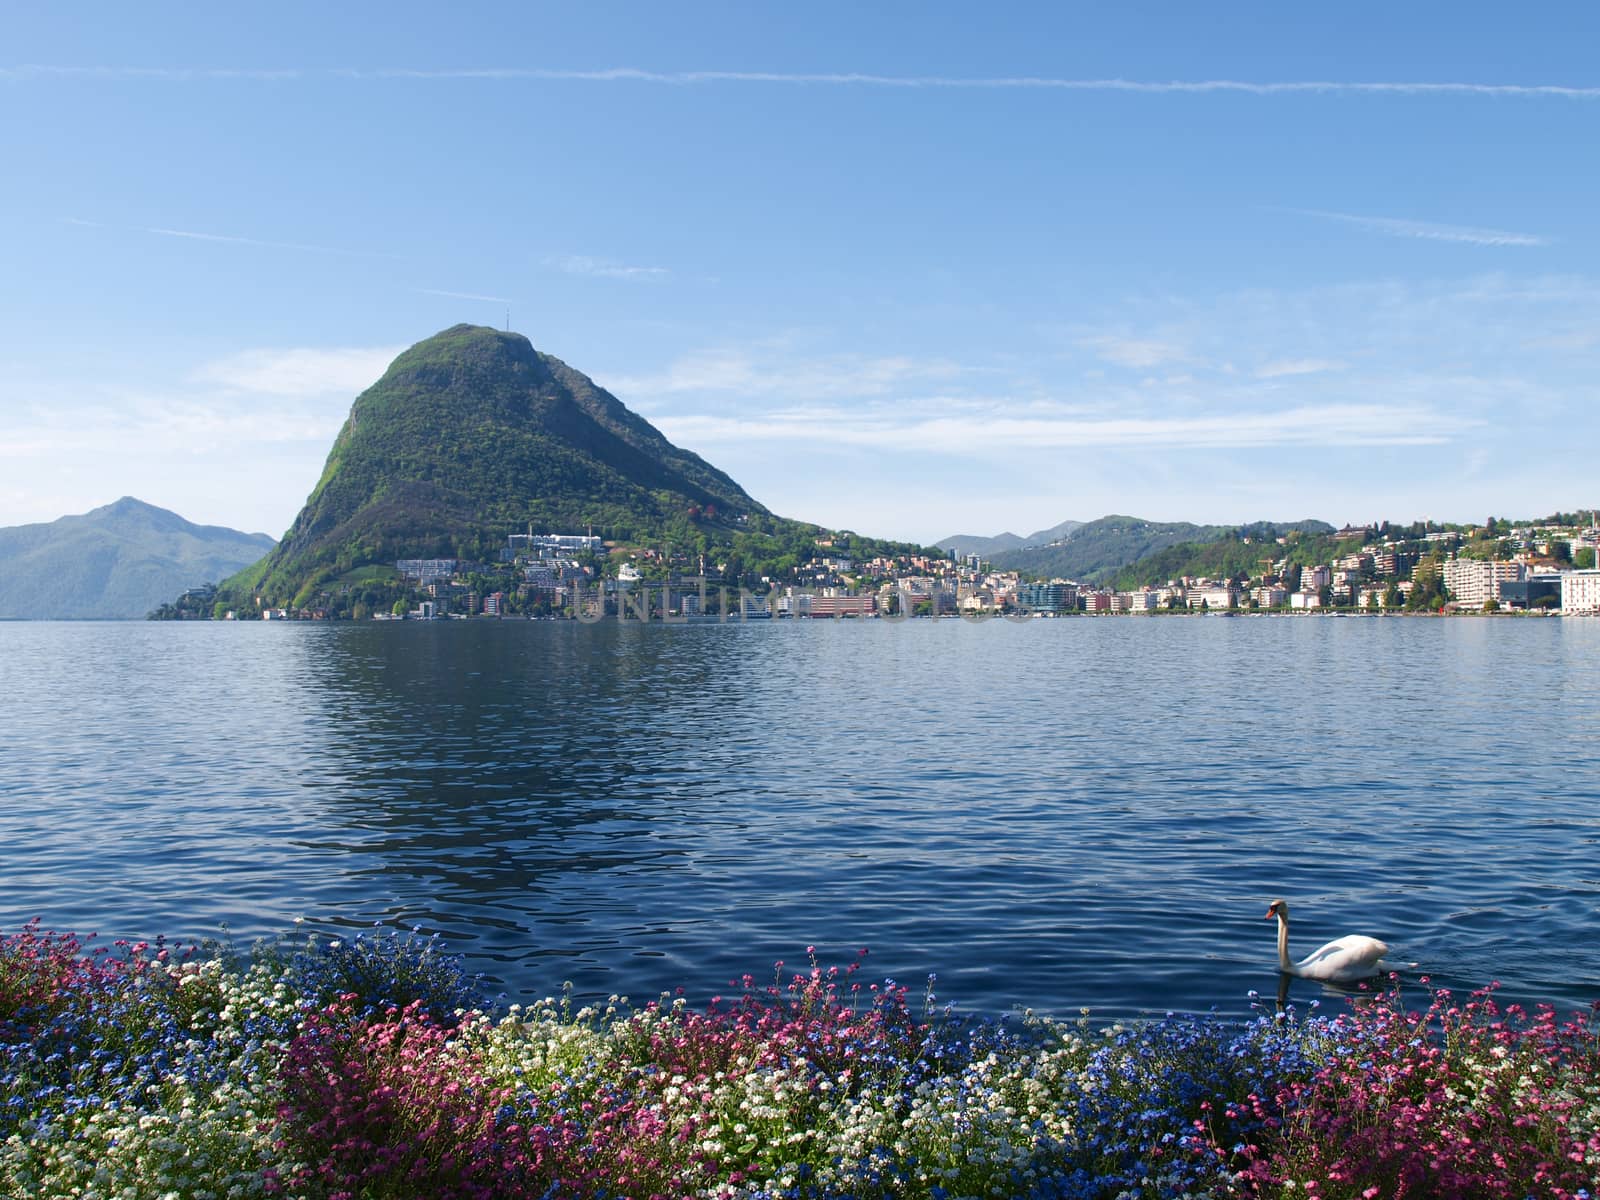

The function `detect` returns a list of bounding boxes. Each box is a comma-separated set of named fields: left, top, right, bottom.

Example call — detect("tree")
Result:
left=1576, top=548, right=1597, bottom=570
left=391, top=599, right=408, bottom=617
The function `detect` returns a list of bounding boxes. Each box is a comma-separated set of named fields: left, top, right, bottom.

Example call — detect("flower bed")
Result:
left=1, top=921, right=1595, bottom=1199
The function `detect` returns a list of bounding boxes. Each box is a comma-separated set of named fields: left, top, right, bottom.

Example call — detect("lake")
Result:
left=3, top=616, right=1597, bottom=1020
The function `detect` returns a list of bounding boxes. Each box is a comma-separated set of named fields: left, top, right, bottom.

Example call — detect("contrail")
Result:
left=5, top=64, right=1600, bottom=98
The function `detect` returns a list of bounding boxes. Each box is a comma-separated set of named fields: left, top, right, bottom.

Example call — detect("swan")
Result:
left=1266, top=898, right=1390, bottom=982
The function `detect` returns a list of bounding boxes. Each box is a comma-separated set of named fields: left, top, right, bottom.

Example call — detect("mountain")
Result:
left=222, top=324, right=915, bottom=610
left=1103, top=521, right=1350, bottom=590
left=989, top=515, right=1334, bottom=583
left=935, top=517, right=1084, bottom=559
left=0, top=498, right=274, bottom=619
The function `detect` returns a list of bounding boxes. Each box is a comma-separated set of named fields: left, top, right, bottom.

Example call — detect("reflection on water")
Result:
left=3, top=616, right=1599, bottom=1019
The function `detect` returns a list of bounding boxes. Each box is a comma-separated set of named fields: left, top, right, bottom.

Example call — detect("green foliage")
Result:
left=1000, top=516, right=1334, bottom=584
left=1105, top=522, right=1340, bottom=589
left=208, top=326, right=929, bottom=610
left=1406, top=558, right=1450, bottom=610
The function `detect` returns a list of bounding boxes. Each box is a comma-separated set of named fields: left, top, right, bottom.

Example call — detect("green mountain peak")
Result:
left=222, top=324, right=767, bottom=606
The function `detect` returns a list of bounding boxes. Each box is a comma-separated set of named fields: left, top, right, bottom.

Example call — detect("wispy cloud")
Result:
left=62, top=215, right=391, bottom=258
left=191, top=346, right=403, bottom=397
left=1255, top=358, right=1347, bottom=379
left=1291, top=208, right=1550, bottom=247
left=548, top=254, right=670, bottom=281
left=11, top=64, right=1600, bottom=99
left=1082, top=336, right=1189, bottom=370
left=656, top=403, right=1458, bottom=454
left=2, top=65, right=303, bottom=82
left=144, top=225, right=396, bottom=257
left=0, top=395, right=347, bottom=458
left=411, top=287, right=515, bottom=304
left=606, top=345, right=967, bottom=401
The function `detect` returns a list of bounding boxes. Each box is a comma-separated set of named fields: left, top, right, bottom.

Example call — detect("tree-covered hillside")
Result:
left=0, top=498, right=273, bottom=619
left=216, top=325, right=927, bottom=610
left=992, top=515, right=1334, bottom=583
left=1104, top=525, right=1353, bottom=588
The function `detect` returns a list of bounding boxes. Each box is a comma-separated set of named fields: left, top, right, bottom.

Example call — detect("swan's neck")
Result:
left=1275, top=914, right=1294, bottom=973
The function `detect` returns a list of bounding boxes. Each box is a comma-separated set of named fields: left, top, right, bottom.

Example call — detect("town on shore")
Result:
left=171, top=514, right=1600, bottom=622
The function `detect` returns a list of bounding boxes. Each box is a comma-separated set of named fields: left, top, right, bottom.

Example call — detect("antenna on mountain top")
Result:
left=505, top=307, right=511, bottom=333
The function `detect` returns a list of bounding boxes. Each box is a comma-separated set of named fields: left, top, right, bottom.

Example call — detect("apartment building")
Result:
left=1561, top=569, right=1600, bottom=614
left=1441, top=558, right=1525, bottom=608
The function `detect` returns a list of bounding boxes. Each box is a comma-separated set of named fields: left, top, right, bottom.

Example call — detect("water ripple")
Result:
left=2, top=616, right=1598, bottom=1018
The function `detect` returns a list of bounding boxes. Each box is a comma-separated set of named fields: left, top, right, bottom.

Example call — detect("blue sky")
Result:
left=4, top=3, right=1599, bottom=543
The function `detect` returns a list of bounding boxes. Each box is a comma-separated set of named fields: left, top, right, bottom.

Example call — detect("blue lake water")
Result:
left=2, top=616, right=1598, bottom=1020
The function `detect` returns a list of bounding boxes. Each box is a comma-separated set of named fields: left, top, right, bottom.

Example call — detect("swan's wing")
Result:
left=1297, top=935, right=1391, bottom=980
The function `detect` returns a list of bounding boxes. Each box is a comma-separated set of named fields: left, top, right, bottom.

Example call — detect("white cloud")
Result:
left=412, top=287, right=515, bottom=303
left=144, top=225, right=395, bottom=257
left=1291, top=209, right=1550, bottom=248
left=655, top=402, right=1458, bottom=454
left=606, top=346, right=967, bottom=401
left=191, top=346, right=403, bottom=398
left=548, top=255, right=670, bottom=281
left=16, top=65, right=1600, bottom=100
left=62, top=215, right=395, bottom=258
left=1082, top=336, right=1189, bottom=369
left=1255, top=358, right=1347, bottom=379
left=0, top=395, right=347, bottom=458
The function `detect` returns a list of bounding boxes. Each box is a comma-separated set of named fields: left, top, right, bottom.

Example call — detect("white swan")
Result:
left=1266, top=898, right=1390, bottom=982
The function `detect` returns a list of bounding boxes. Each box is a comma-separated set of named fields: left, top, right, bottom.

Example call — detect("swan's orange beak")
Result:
left=1263, top=907, right=1277, bottom=919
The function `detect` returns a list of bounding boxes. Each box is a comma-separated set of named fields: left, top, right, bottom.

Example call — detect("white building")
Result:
left=1188, top=585, right=1238, bottom=610
left=1303, top=565, right=1333, bottom=590
left=1561, top=569, right=1600, bottom=614
left=1442, top=559, right=1525, bottom=608
left=1290, top=590, right=1322, bottom=610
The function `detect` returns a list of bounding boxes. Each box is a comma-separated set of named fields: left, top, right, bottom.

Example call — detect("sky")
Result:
left=3, top=3, right=1599, bottom=544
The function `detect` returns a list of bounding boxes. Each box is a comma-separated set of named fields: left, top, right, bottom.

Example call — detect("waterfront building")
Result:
left=1499, top=574, right=1562, bottom=609
left=1188, top=585, right=1237, bottom=610
left=808, top=594, right=876, bottom=617
left=1560, top=569, right=1600, bottom=614
left=1442, top=559, right=1525, bottom=608
left=1018, top=581, right=1077, bottom=613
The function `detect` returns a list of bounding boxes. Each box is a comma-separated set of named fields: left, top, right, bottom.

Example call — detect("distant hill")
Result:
left=0, top=498, right=274, bottom=619
left=989, top=515, right=1334, bottom=582
left=936, top=518, right=1083, bottom=559
left=1104, top=522, right=1351, bottom=589
left=220, top=324, right=925, bottom=610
